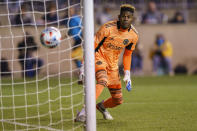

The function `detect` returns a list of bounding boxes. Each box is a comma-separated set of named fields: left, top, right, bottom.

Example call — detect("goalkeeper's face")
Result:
left=119, top=11, right=133, bottom=29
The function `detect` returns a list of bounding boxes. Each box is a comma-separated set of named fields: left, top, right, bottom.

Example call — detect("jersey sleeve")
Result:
left=94, top=24, right=110, bottom=49
left=123, top=35, right=139, bottom=71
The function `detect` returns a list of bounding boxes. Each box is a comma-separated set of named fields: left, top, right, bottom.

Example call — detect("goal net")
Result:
left=0, top=0, right=96, bottom=130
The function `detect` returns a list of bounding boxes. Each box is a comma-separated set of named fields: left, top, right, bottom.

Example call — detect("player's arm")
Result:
left=123, top=38, right=138, bottom=91
left=123, top=41, right=137, bottom=70
left=123, top=44, right=134, bottom=91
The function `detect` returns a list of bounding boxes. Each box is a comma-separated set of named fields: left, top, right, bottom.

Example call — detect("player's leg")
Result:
left=75, top=59, right=107, bottom=122
left=95, top=74, right=114, bottom=120
left=96, top=70, right=121, bottom=120
left=96, top=84, right=122, bottom=120
left=103, top=84, right=123, bottom=108
left=95, top=59, right=108, bottom=99
left=103, top=69, right=123, bottom=108
left=95, top=69, right=108, bottom=99
left=95, top=60, right=116, bottom=120
left=96, top=100, right=113, bottom=120
left=75, top=80, right=107, bottom=122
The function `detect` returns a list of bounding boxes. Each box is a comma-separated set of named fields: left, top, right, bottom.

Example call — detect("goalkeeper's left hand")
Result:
left=123, top=70, right=132, bottom=92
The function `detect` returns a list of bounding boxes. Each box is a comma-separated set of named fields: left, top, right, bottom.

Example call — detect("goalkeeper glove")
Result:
left=123, top=70, right=132, bottom=91
left=78, top=65, right=84, bottom=84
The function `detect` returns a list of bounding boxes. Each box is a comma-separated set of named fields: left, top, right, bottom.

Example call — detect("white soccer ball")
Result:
left=40, top=27, right=61, bottom=48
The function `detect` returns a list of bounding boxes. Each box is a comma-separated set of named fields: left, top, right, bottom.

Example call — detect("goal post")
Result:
left=83, top=0, right=96, bottom=131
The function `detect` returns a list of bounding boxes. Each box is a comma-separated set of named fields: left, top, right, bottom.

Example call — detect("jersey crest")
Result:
left=123, top=39, right=129, bottom=45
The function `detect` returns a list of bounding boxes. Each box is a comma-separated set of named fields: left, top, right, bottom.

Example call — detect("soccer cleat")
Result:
left=96, top=101, right=113, bottom=120
left=75, top=111, right=86, bottom=122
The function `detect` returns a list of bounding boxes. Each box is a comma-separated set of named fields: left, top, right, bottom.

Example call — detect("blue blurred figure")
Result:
left=68, top=6, right=83, bottom=68
left=24, top=51, right=43, bottom=77
left=18, top=33, right=43, bottom=77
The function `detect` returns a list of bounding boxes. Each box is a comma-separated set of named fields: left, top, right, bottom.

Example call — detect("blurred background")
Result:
left=93, top=0, right=197, bottom=76
left=0, top=0, right=197, bottom=78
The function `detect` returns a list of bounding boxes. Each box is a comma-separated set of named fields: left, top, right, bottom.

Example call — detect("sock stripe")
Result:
left=108, top=88, right=121, bottom=91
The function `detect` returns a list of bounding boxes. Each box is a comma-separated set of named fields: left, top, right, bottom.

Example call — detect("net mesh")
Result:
left=0, top=0, right=84, bottom=130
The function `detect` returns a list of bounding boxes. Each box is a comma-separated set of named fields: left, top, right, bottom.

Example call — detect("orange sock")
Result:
left=96, top=84, right=104, bottom=100
left=103, top=84, right=122, bottom=108
left=103, top=97, right=117, bottom=108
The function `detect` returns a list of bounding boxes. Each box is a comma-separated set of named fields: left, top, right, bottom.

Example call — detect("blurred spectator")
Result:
left=58, top=0, right=67, bottom=9
left=168, top=11, right=186, bottom=24
left=68, top=6, right=83, bottom=68
left=131, top=44, right=143, bottom=76
left=141, top=1, right=168, bottom=24
left=96, top=6, right=113, bottom=25
left=149, top=34, right=173, bottom=75
left=13, top=3, right=33, bottom=25
left=61, top=8, right=69, bottom=26
left=18, top=33, right=43, bottom=77
left=38, top=2, right=58, bottom=25
left=0, top=58, right=11, bottom=77
left=45, top=3, right=57, bottom=24
left=59, top=1, right=69, bottom=26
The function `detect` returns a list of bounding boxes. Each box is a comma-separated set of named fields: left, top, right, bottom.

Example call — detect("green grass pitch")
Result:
left=0, top=75, right=197, bottom=131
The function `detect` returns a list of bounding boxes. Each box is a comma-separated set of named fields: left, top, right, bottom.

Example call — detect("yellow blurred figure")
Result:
left=150, top=34, right=173, bottom=75
left=71, top=47, right=83, bottom=61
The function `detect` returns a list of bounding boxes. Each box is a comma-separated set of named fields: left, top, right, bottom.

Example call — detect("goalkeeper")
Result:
left=76, top=4, right=139, bottom=122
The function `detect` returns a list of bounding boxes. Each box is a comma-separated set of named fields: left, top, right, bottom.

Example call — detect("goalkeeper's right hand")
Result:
left=78, top=65, right=84, bottom=85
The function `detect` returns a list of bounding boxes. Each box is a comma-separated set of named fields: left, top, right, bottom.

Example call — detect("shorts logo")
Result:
left=109, top=37, right=114, bottom=40
left=123, top=39, right=129, bottom=45
left=96, top=61, right=102, bottom=65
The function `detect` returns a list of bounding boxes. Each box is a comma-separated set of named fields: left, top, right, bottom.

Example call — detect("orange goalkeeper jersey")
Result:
left=95, top=20, right=139, bottom=71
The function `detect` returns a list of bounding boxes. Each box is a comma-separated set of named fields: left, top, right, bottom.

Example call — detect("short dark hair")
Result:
left=120, top=4, right=135, bottom=14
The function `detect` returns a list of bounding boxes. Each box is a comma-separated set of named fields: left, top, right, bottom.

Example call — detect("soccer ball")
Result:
left=40, top=27, right=61, bottom=48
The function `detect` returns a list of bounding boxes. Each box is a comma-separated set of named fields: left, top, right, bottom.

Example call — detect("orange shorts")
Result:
left=95, top=57, right=121, bottom=86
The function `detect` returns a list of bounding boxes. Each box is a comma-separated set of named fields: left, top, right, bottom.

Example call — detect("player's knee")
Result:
left=97, top=80, right=108, bottom=87
left=96, top=70, right=108, bottom=87
left=112, top=97, right=123, bottom=105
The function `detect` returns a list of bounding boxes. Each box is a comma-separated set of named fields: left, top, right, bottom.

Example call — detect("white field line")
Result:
left=0, top=120, right=61, bottom=131
left=123, top=101, right=197, bottom=105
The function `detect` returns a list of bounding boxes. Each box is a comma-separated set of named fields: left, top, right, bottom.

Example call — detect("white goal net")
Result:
left=0, top=0, right=94, bottom=130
